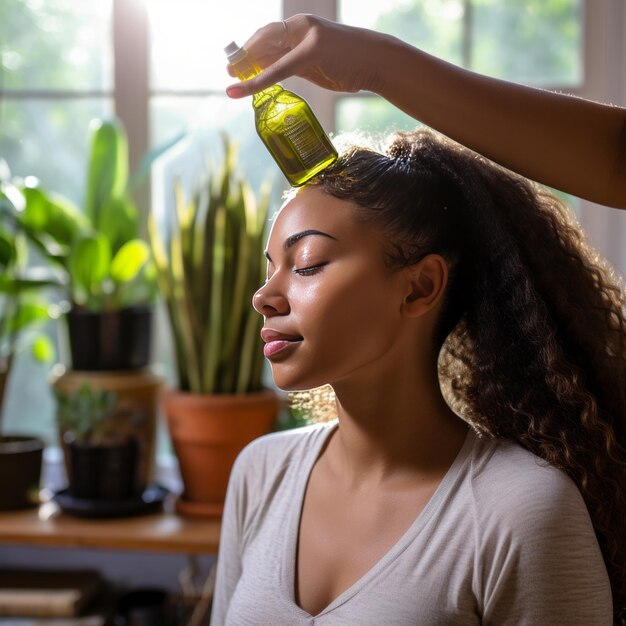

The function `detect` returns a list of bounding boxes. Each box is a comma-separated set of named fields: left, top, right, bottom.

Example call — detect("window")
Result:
left=0, top=0, right=113, bottom=203
left=1, top=0, right=624, bottom=447
left=147, top=0, right=281, bottom=193
left=336, top=0, right=582, bottom=133
left=0, top=0, right=113, bottom=442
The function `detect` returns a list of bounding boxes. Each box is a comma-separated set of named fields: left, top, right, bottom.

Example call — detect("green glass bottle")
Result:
left=224, top=41, right=337, bottom=187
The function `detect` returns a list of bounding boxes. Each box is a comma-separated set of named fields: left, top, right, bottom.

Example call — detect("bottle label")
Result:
left=282, top=117, right=333, bottom=170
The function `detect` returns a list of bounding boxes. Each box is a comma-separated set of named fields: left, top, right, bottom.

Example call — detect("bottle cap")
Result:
left=224, top=41, right=246, bottom=64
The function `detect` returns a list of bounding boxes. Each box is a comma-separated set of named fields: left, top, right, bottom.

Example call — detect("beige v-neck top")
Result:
left=210, top=422, right=612, bottom=625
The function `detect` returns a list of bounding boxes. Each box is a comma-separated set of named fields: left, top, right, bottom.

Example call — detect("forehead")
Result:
left=269, top=187, right=372, bottom=245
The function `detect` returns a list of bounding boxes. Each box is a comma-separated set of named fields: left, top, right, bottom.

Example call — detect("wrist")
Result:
left=366, top=32, right=414, bottom=97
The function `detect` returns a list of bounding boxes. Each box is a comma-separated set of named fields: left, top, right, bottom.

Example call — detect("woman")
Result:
left=226, top=14, right=626, bottom=210
left=210, top=129, right=625, bottom=625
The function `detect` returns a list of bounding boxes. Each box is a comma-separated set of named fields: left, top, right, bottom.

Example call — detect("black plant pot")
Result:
left=67, top=437, right=140, bottom=500
left=67, top=306, right=153, bottom=371
left=0, top=435, right=44, bottom=511
left=99, top=438, right=140, bottom=500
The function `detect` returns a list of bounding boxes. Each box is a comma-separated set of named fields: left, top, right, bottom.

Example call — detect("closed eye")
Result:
left=293, top=262, right=328, bottom=276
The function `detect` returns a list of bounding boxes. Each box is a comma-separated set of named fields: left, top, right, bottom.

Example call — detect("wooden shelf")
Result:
left=0, top=498, right=221, bottom=554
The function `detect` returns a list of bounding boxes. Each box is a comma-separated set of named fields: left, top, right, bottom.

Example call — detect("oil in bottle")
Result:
left=224, top=41, right=337, bottom=186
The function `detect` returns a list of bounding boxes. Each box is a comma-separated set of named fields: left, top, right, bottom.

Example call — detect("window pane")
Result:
left=340, top=0, right=582, bottom=86
left=336, top=96, right=421, bottom=134
left=149, top=0, right=281, bottom=91
left=0, top=0, right=113, bottom=91
left=471, top=0, right=582, bottom=86
left=340, top=0, right=464, bottom=66
left=152, top=95, right=286, bottom=196
left=0, top=98, right=112, bottom=204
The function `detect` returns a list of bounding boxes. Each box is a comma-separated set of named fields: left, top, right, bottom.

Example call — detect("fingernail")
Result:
left=226, top=85, right=244, bottom=98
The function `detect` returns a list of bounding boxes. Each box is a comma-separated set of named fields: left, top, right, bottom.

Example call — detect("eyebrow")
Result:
left=265, top=229, right=338, bottom=261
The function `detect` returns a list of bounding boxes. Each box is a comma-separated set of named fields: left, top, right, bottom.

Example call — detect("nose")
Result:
left=252, top=281, right=290, bottom=317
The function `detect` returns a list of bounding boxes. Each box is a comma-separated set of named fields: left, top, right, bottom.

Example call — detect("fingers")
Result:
left=225, top=19, right=294, bottom=98
left=242, top=20, right=292, bottom=66
left=224, top=14, right=336, bottom=98
left=225, top=48, right=302, bottom=98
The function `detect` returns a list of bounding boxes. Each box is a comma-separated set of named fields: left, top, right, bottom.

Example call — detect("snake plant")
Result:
left=149, top=136, right=271, bottom=395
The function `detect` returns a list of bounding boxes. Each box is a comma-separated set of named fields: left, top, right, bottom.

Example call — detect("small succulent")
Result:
left=55, top=383, right=118, bottom=444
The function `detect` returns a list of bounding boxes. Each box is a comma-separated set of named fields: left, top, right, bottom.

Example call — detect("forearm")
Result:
left=372, top=36, right=626, bottom=209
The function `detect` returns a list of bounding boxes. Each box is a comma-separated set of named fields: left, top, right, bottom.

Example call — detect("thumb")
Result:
left=225, top=53, right=299, bottom=98
left=225, top=75, right=270, bottom=99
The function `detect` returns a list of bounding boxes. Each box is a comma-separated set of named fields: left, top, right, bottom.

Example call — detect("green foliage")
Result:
left=0, top=173, right=60, bottom=359
left=13, top=118, right=159, bottom=312
left=0, top=171, right=60, bottom=429
left=149, top=135, right=270, bottom=394
left=54, top=383, right=118, bottom=444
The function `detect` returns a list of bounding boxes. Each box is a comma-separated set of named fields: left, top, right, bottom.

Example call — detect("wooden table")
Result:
left=0, top=498, right=221, bottom=554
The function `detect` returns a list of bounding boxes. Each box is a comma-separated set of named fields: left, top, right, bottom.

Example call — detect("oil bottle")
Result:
left=224, top=41, right=337, bottom=187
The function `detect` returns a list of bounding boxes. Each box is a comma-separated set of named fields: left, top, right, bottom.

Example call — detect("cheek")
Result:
left=290, top=271, right=399, bottom=350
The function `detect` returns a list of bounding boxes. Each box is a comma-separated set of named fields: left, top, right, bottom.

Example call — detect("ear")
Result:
left=401, top=254, right=448, bottom=318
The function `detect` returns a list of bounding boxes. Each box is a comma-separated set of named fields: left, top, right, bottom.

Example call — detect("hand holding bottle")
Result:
left=225, top=40, right=337, bottom=186
left=225, top=15, right=386, bottom=98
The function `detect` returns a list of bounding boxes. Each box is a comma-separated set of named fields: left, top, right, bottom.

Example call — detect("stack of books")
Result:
left=0, top=568, right=106, bottom=625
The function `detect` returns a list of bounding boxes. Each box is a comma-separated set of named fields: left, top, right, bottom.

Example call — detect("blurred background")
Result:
left=1, top=0, right=625, bottom=453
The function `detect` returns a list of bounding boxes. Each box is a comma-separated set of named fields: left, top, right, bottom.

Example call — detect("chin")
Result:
left=270, top=370, right=329, bottom=393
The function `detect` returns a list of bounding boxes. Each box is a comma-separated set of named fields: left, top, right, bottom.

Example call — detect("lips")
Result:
left=261, top=328, right=303, bottom=358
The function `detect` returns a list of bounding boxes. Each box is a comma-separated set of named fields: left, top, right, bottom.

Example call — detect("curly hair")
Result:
left=300, top=128, right=626, bottom=623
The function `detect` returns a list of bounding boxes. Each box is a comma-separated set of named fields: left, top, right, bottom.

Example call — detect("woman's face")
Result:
left=253, top=186, right=414, bottom=391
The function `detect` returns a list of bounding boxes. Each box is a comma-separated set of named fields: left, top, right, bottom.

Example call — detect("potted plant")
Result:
left=16, top=117, right=158, bottom=371
left=149, top=135, right=279, bottom=517
left=0, top=165, right=60, bottom=510
left=8, top=120, right=184, bottom=495
left=55, top=382, right=141, bottom=501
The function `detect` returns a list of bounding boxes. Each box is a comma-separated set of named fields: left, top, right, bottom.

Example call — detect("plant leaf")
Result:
left=0, top=268, right=65, bottom=294
left=110, top=239, right=150, bottom=284
left=96, top=195, right=139, bottom=255
left=7, top=301, right=50, bottom=334
left=68, top=234, right=111, bottom=305
left=0, top=229, right=16, bottom=268
left=85, top=118, right=129, bottom=228
left=20, top=183, right=89, bottom=250
left=31, top=334, right=55, bottom=362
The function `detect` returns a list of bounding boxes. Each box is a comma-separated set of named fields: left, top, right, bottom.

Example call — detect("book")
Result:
left=0, top=617, right=105, bottom=625
left=0, top=569, right=102, bottom=618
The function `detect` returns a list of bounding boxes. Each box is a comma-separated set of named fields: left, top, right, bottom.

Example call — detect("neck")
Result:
left=326, top=354, right=468, bottom=488
left=252, top=84, right=283, bottom=106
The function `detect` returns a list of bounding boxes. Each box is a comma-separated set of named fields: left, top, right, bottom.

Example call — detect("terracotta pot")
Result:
left=164, top=388, right=279, bottom=517
left=0, top=435, right=44, bottom=511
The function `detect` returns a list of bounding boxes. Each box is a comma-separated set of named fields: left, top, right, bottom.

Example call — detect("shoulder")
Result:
left=468, top=433, right=589, bottom=529
left=228, top=421, right=335, bottom=493
left=235, top=421, right=335, bottom=467
left=465, top=433, right=603, bottom=575
left=467, top=435, right=612, bottom=623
